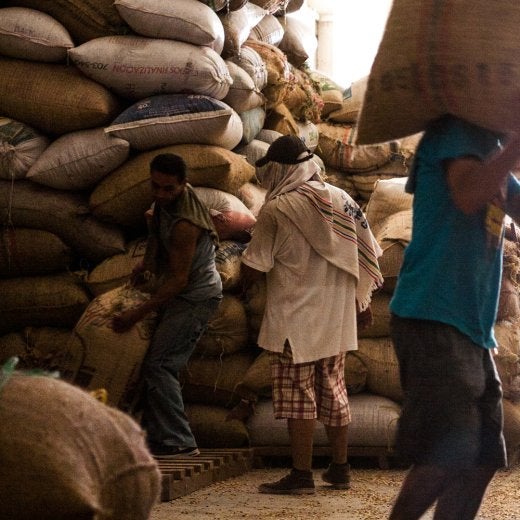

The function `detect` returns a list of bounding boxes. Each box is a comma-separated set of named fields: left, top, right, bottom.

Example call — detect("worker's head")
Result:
left=149, top=153, right=187, bottom=206
left=255, top=135, right=316, bottom=196
left=255, top=135, right=313, bottom=168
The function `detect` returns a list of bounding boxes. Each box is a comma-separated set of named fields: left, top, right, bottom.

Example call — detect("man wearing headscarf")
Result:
left=241, top=135, right=383, bottom=494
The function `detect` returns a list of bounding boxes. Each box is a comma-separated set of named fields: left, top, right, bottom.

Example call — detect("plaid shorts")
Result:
left=269, top=341, right=351, bottom=427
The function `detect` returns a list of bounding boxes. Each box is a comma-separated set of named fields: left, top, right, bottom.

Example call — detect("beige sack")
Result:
left=248, top=13, right=285, bottom=46
left=0, top=117, right=49, bottom=180
left=72, top=284, right=157, bottom=410
left=328, top=76, right=368, bottom=124
left=494, top=319, right=520, bottom=403
left=357, top=337, right=403, bottom=403
left=27, top=128, right=130, bottom=191
left=0, top=272, right=90, bottom=335
left=114, top=0, right=225, bottom=53
left=224, top=60, right=266, bottom=114
left=0, top=7, right=73, bottom=63
left=69, top=36, right=232, bottom=101
left=356, top=0, right=520, bottom=144
left=90, top=145, right=254, bottom=229
left=0, top=57, right=122, bottom=136
left=0, top=180, right=126, bottom=263
left=0, top=227, right=73, bottom=277
left=215, top=240, right=247, bottom=291
left=4, top=0, right=128, bottom=43
left=227, top=45, right=268, bottom=92
left=195, top=294, right=249, bottom=356
left=0, top=373, right=160, bottom=520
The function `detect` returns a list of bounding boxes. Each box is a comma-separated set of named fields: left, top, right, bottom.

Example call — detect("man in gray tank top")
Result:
left=112, top=153, right=222, bottom=458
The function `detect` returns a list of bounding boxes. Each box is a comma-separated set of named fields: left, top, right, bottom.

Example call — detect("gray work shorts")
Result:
left=390, top=315, right=507, bottom=469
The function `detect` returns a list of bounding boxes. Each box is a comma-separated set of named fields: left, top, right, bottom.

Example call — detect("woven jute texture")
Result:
left=357, top=0, right=520, bottom=144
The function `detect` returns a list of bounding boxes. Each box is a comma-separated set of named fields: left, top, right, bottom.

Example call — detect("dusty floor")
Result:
left=151, top=464, right=520, bottom=519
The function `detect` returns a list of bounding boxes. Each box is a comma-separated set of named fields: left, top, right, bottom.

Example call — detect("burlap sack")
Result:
left=316, top=122, right=393, bottom=173
left=263, top=102, right=299, bottom=136
left=503, top=398, right=520, bottom=466
left=180, top=350, right=257, bottom=407
left=244, top=39, right=294, bottom=108
left=239, top=106, right=266, bottom=144
left=218, top=2, right=267, bottom=58
left=283, top=67, right=323, bottom=124
left=114, top=0, right=225, bottom=53
left=0, top=327, right=82, bottom=379
left=185, top=403, right=251, bottom=448
left=356, top=0, right=520, bottom=145
left=194, top=294, right=249, bottom=357
left=0, top=117, right=49, bottom=180
left=358, top=291, right=392, bottom=339
left=0, top=57, right=122, bottom=136
left=309, top=70, right=344, bottom=118
left=356, top=337, right=403, bottom=403
left=249, top=14, right=285, bottom=46
left=249, top=0, right=287, bottom=15
left=104, top=94, right=243, bottom=151
left=0, top=227, right=73, bottom=278
left=236, top=181, right=267, bottom=216
left=274, top=0, right=304, bottom=15
left=498, top=240, right=520, bottom=321
left=0, top=180, right=126, bottom=263
left=227, top=45, right=268, bottom=92
left=0, top=7, right=74, bottom=63
left=0, top=373, right=160, bottom=520
left=4, top=0, right=128, bottom=44
left=72, top=285, right=158, bottom=410
left=27, top=128, right=130, bottom=191
left=277, top=15, right=315, bottom=68
left=215, top=240, right=247, bottom=291
left=322, top=167, right=358, bottom=200
left=87, top=238, right=147, bottom=297
left=494, top=319, right=520, bottom=403
left=243, top=276, right=266, bottom=342
left=328, top=76, right=368, bottom=124
left=89, top=145, right=255, bottom=229
left=69, top=36, right=232, bottom=101
left=0, top=272, right=90, bottom=335
left=224, top=61, right=266, bottom=114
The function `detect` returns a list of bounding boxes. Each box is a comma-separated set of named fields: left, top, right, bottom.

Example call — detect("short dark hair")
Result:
left=150, top=153, right=187, bottom=181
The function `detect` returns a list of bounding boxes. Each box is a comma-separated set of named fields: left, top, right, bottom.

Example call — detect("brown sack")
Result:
left=0, top=373, right=160, bottom=520
left=357, top=0, right=520, bottom=144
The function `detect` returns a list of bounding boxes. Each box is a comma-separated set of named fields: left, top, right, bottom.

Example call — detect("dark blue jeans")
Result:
left=141, top=296, right=221, bottom=448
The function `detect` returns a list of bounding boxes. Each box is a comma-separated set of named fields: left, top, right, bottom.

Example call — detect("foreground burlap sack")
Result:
left=494, top=319, right=520, bottom=403
left=0, top=57, right=122, bottom=136
left=0, top=373, right=160, bottom=520
left=356, top=0, right=520, bottom=144
left=72, top=285, right=157, bottom=410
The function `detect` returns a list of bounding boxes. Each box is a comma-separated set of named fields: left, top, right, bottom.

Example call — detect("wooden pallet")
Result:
left=157, top=448, right=255, bottom=501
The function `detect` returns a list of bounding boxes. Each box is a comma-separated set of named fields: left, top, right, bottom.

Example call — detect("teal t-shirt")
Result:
left=390, top=116, right=520, bottom=349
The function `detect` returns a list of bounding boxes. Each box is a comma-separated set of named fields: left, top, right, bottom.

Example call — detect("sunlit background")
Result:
left=304, top=0, right=393, bottom=87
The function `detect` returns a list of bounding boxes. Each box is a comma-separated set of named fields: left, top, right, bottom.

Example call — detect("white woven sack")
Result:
left=248, top=14, right=284, bottom=46
left=234, top=139, right=270, bottom=168
left=0, top=7, right=74, bottom=63
left=0, top=117, right=49, bottom=180
left=224, top=61, right=265, bottom=114
left=27, top=128, right=130, bottom=191
left=357, top=0, right=520, bottom=144
left=227, top=45, right=268, bottom=91
left=239, top=106, right=266, bottom=144
left=236, top=181, right=266, bottom=217
left=105, top=94, right=243, bottom=151
left=296, top=120, right=319, bottom=151
left=68, top=35, right=232, bottom=100
left=278, top=14, right=316, bottom=67
left=114, top=0, right=225, bottom=54
left=219, top=2, right=268, bottom=58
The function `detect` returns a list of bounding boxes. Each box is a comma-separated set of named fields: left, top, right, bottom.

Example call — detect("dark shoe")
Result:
left=258, top=469, right=315, bottom=495
left=322, top=462, right=351, bottom=489
left=151, top=445, right=200, bottom=459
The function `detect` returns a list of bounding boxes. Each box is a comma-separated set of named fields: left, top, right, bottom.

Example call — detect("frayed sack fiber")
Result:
left=357, top=0, right=520, bottom=145
left=72, top=285, right=158, bottom=410
left=0, top=57, right=122, bottom=136
left=0, top=373, right=160, bottom=520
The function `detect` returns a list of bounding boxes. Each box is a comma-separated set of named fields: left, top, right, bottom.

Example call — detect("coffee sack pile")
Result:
left=1, top=0, right=518, bottom=462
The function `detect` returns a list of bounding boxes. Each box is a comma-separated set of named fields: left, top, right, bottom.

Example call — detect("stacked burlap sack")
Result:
left=0, top=0, right=385, bottom=450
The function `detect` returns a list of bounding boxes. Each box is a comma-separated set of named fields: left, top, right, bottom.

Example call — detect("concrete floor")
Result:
left=151, top=465, right=520, bottom=520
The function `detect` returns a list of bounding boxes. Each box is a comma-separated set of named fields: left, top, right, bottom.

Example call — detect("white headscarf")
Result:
left=256, top=153, right=323, bottom=202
